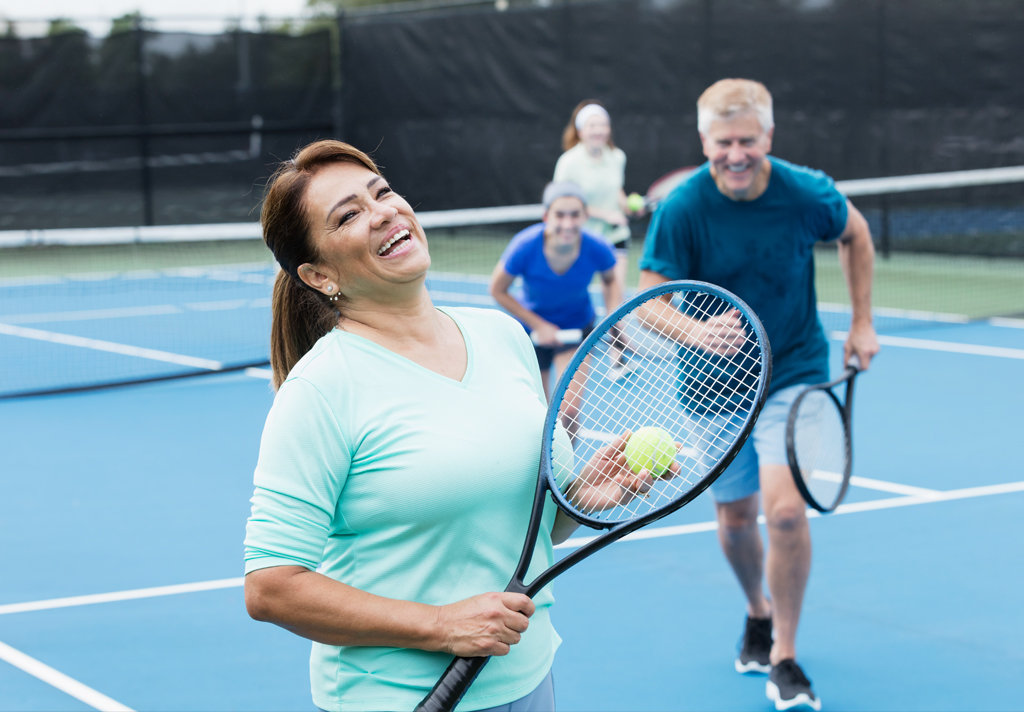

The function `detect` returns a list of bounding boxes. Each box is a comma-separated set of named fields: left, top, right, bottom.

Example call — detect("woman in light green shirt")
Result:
left=243, top=140, right=657, bottom=712
left=554, top=100, right=643, bottom=288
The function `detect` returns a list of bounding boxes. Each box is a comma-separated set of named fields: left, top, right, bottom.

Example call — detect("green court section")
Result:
left=4, top=231, right=1022, bottom=322
left=1, top=240, right=275, bottom=280
left=814, top=246, right=1024, bottom=319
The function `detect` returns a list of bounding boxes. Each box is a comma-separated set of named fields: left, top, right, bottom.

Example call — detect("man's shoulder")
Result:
left=769, top=157, right=839, bottom=198
left=660, top=163, right=710, bottom=201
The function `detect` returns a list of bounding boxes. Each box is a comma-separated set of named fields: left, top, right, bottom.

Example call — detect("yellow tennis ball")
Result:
left=626, top=192, right=645, bottom=213
left=624, top=427, right=676, bottom=478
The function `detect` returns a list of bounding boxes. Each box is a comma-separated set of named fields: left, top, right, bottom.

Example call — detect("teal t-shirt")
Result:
left=244, top=307, right=572, bottom=712
left=639, top=157, right=848, bottom=393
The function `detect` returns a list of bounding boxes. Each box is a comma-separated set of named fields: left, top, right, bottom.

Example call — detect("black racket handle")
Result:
left=415, top=655, right=490, bottom=712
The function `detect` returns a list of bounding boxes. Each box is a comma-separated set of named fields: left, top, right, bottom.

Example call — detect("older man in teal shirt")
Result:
left=640, top=79, right=879, bottom=711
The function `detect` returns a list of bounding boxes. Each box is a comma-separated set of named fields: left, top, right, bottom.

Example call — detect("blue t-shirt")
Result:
left=639, top=157, right=848, bottom=393
left=500, top=223, right=617, bottom=330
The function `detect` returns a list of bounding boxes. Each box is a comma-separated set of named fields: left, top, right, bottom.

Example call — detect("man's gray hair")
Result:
left=696, top=78, right=774, bottom=135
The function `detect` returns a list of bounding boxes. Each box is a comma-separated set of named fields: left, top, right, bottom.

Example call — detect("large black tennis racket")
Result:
left=416, top=281, right=772, bottom=712
left=786, top=355, right=862, bottom=513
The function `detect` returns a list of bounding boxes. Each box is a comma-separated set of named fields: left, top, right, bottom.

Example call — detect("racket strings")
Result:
left=793, top=389, right=848, bottom=508
left=555, top=290, right=766, bottom=523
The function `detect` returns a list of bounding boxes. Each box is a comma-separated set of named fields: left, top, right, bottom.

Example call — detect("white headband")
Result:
left=574, top=103, right=610, bottom=131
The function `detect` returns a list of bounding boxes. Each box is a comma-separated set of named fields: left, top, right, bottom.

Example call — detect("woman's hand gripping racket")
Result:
left=785, top=356, right=863, bottom=513
left=416, top=281, right=772, bottom=712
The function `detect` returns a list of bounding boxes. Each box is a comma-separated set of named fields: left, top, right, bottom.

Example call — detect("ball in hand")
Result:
left=624, top=427, right=676, bottom=478
left=626, top=192, right=645, bottom=213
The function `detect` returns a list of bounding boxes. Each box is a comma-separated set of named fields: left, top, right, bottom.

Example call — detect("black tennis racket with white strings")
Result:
left=416, top=281, right=772, bottom=712
left=785, top=356, right=862, bottom=513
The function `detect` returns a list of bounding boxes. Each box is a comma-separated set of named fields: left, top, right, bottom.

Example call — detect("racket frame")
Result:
left=415, top=280, right=772, bottom=712
left=785, top=363, right=859, bottom=513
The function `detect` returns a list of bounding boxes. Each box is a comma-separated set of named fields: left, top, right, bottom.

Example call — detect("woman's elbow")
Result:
left=244, top=576, right=272, bottom=621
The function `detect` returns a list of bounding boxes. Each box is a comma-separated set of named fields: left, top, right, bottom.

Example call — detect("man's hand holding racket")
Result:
left=843, top=318, right=880, bottom=370
left=637, top=297, right=749, bottom=357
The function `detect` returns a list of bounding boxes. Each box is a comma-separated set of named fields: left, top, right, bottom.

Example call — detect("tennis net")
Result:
left=1, top=166, right=1022, bottom=398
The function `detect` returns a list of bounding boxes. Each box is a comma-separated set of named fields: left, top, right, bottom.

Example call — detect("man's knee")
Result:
left=765, top=501, right=807, bottom=533
left=716, top=494, right=760, bottom=531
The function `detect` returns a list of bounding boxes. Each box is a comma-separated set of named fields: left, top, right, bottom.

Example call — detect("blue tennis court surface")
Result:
left=1, top=276, right=1022, bottom=711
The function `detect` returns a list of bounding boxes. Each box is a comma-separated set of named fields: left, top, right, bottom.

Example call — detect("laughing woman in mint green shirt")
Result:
left=244, top=140, right=657, bottom=712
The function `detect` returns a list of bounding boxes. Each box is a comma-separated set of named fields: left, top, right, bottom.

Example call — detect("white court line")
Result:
left=0, top=298, right=271, bottom=325
left=0, top=323, right=222, bottom=370
left=556, top=479, right=1024, bottom=549
left=989, top=317, right=1024, bottom=329
left=0, top=305, right=182, bottom=325
left=3, top=483, right=1017, bottom=615
left=831, top=331, right=1024, bottom=360
left=819, top=302, right=969, bottom=324
left=0, top=640, right=134, bottom=712
left=849, top=475, right=941, bottom=498
left=429, top=290, right=496, bottom=305
left=245, top=368, right=272, bottom=380
left=1, top=484, right=1020, bottom=710
left=810, top=470, right=942, bottom=498
left=0, top=578, right=244, bottom=617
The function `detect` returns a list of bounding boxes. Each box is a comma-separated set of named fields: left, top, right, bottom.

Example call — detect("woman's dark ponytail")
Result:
left=261, top=140, right=381, bottom=390
left=268, top=271, right=339, bottom=390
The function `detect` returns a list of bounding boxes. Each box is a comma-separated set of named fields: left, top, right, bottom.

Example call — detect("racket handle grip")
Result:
left=415, top=655, right=491, bottom=712
left=847, top=354, right=862, bottom=370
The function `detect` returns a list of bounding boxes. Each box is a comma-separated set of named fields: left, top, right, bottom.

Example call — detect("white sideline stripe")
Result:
left=0, top=640, right=134, bottom=712
left=810, top=470, right=941, bottom=497
left=831, top=331, right=1024, bottom=360
left=0, top=298, right=272, bottom=325
left=429, top=291, right=496, bottom=305
left=245, top=368, right=272, bottom=379
left=1, top=483, right=1021, bottom=614
left=818, top=302, right=969, bottom=324
left=849, top=475, right=942, bottom=498
left=0, top=578, right=245, bottom=616
left=0, top=323, right=222, bottom=370
left=990, top=317, right=1024, bottom=329
left=0, top=305, right=183, bottom=325
left=427, top=271, right=492, bottom=284
left=555, top=479, right=1024, bottom=549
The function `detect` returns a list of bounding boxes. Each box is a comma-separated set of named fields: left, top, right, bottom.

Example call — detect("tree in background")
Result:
left=47, top=19, right=86, bottom=36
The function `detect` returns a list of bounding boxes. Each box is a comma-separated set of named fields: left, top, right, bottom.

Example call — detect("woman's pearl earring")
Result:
left=326, top=285, right=339, bottom=302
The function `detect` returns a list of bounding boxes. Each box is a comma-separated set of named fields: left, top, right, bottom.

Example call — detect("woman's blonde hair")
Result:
left=260, top=140, right=382, bottom=390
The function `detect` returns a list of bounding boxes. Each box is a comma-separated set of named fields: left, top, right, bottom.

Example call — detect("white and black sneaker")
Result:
left=734, top=616, right=772, bottom=674
left=766, top=659, right=821, bottom=711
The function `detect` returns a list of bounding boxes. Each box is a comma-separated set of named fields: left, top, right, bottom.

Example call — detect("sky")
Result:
left=0, top=0, right=314, bottom=36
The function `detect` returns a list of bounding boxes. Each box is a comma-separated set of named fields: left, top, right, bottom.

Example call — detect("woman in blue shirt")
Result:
left=489, top=183, right=622, bottom=398
left=244, top=141, right=654, bottom=712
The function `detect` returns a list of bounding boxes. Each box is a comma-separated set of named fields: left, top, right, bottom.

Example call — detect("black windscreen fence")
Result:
left=0, top=29, right=336, bottom=229
left=2, top=0, right=1023, bottom=235
left=342, top=0, right=1024, bottom=211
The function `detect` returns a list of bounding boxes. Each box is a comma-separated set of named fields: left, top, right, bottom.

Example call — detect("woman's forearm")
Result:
left=246, top=566, right=536, bottom=659
left=245, top=566, right=442, bottom=650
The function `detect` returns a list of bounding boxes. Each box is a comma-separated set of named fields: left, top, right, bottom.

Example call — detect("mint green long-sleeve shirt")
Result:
left=244, top=307, right=570, bottom=712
